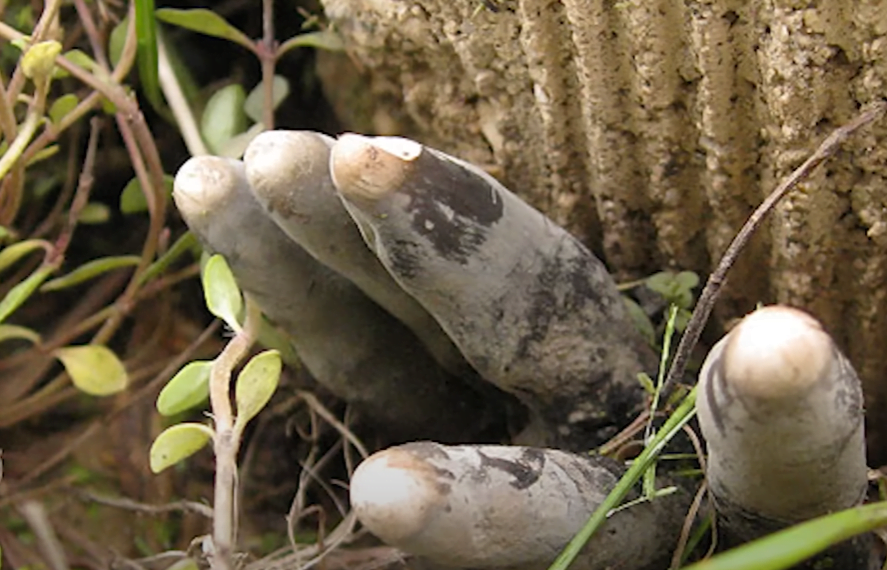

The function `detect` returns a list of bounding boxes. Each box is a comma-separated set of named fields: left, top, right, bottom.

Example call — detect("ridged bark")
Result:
left=316, top=0, right=887, bottom=460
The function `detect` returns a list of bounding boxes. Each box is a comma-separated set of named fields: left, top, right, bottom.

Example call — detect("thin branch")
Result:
left=210, top=296, right=263, bottom=570
left=296, top=390, right=369, bottom=459
left=261, top=0, right=276, bottom=129
left=80, top=491, right=214, bottom=519
left=158, top=38, right=209, bottom=156
left=663, top=101, right=887, bottom=393
left=669, top=480, right=710, bottom=569
left=17, top=500, right=69, bottom=570
left=0, top=71, right=17, bottom=140
left=53, top=116, right=101, bottom=257
left=0, top=110, right=41, bottom=180
left=72, top=0, right=109, bottom=70
left=0, top=12, right=167, bottom=349
left=5, top=0, right=64, bottom=105
left=669, top=424, right=709, bottom=569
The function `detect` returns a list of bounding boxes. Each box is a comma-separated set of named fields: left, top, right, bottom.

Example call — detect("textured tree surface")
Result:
left=316, top=0, right=887, bottom=462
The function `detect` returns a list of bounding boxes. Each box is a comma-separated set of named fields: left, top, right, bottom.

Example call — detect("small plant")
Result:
left=149, top=254, right=281, bottom=570
left=621, top=270, right=700, bottom=348
left=149, top=4, right=343, bottom=158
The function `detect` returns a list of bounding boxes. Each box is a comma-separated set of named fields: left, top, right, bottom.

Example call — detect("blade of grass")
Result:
left=138, top=231, right=198, bottom=285
left=680, top=502, right=887, bottom=570
left=0, top=264, right=56, bottom=324
left=135, top=0, right=162, bottom=112
left=643, top=304, right=680, bottom=497
left=548, top=386, right=698, bottom=570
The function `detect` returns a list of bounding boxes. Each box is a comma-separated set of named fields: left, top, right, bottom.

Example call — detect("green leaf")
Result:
left=0, top=239, right=47, bottom=273
left=675, top=270, right=700, bottom=291
left=278, top=30, right=345, bottom=56
left=201, top=84, right=248, bottom=155
left=0, top=324, right=40, bottom=345
left=645, top=270, right=700, bottom=310
left=680, top=502, right=887, bottom=570
left=138, top=231, right=199, bottom=285
left=149, top=422, right=213, bottom=473
left=10, top=38, right=27, bottom=53
left=41, top=256, right=141, bottom=292
left=62, top=49, right=98, bottom=73
left=101, top=94, right=117, bottom=115
left=623, top=297, right=655, bottom=346
left=202, top=254, right=243, bottom=330
left=217, top=122, right=265, bottom=159
left=244, top=76, right=290, bottom=123
left=108, top=17, right=129, bottom=69
left=33, top=174, right=61, bottom=198
left=119, top=174, right=174, bottom=215
left=56, top=345, right=129, bottom=396
left=645, top=271, right=677, bottom=297
left=257, top=315, right=300, bottom=366
left=157, top=360, right=212, bottom=416
left=77, top=202, right=111, bottom=225
left=26, top=144, right=59, bottom=166
left=155, top=8, right=254, bottom=51
left=135, top=0, right=162, bottom=112
left=0, top=264, right=54, bottom=324
left=636, top=372, right=655, bottom=396
left=21, top=40, right=62, bottom=81
left=234, top=350, right=281, bottom=430
left=48, top=93, right=79, bottom=125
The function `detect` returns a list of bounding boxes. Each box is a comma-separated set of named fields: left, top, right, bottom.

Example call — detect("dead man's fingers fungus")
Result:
left=697, top=306, right=871, bottom=566
left=350, top=442, right=688, bottom=570
left=173, top=156, right=503, bottom=442
left=330, top=133, right=654, bottom=450
left=242, top=130, right=471, bottom=377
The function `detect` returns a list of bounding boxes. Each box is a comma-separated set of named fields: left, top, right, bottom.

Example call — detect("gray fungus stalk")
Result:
left=173, top=156, right=507, bottom=442
left=330, top=133, right=654, bottom=449
left=698, top=306, right=872, bottom=568
left=243, top=130, right=473, bottom=378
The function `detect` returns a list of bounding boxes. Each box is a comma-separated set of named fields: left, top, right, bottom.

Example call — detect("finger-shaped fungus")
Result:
left=330, top=134, right=654, bottom=449
left=173, top=156, right=507, bottom=442
left=350, top=442, right=688, bottom=570
left=243, top=130, right=471, bottom=377
left=697, top=306, right=871, bottom=567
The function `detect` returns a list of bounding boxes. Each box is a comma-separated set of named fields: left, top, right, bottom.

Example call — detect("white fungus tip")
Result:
left=244, top=130, right=333, bottom=214
left=722, top=306, right=834, bottom=401
left=350, top=448, right=446, bottom=544
left=330, top=133, right=417, bottom=200
left=173, top=156, right=243, bottom=217
left=245, top=130, right=330, bottom=184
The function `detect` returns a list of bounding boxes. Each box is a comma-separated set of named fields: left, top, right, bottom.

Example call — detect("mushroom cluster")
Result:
left=173, top=132, right=873, bottom=570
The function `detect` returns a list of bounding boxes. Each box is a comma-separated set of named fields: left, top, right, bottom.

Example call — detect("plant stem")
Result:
left=261, top=0, right=276, bottom=130
left=0, top=72, right=17, bottom=141
left=157, top=38, right=208, bottom=156
left=209, top=296, right=262, bottom=570
left=0, top=111, right=40, bottom=180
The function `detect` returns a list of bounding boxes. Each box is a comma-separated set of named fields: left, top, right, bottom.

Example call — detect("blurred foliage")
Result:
left=0, top=0, right=343, bottom=567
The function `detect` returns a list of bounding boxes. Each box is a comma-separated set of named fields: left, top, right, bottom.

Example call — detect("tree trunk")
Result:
left=316, top=0, right=887, bottom=462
